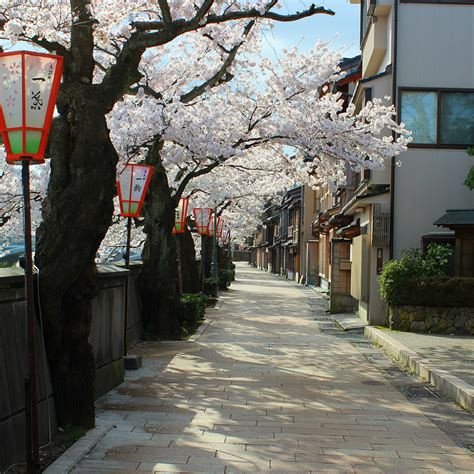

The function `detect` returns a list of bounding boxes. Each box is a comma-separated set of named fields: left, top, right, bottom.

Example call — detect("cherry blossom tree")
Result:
left=105, top=37, right=408, bottom=339
left=0, top=0, right=337, bottom=428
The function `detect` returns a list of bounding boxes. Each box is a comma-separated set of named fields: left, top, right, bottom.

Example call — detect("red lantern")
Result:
left=117, top=164, right=153, bottom=217
left=216, top=218, right=224, bottom=238
left=172, top=197, right=189, bottom=234
left=221, top=226, right=230, bottom=245
left=193, top=207, right=213, bottom=235
left=208, top=215, right=217, bottom=237
left=0, top=51, right=63, bottom=165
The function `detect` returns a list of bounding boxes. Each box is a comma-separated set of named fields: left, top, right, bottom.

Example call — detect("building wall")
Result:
left=330, top=241, right=354, bottom=313
left=301, top=186, right=320, bottom=283
left=398, top=5, right=474, bottom=89
left=393, top=4, right=474, bottom=257
left=393, top=149, right=472, bottom=257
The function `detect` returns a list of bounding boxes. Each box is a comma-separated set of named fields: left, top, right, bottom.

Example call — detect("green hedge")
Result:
left=179, top=293, right=208, bottom=328
left=389, top=277, right=474, bottom=308
left=203, top=277, right=218, bottom=297
left=379, top=244, right=453, bottom=305
left=218, top=269, right=233, bottom=290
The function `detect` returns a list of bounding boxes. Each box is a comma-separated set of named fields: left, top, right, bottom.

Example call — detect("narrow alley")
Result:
left=53, top=264, right=474, bottom=473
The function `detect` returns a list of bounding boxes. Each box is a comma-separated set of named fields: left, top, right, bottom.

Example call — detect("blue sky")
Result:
left=263, top=0, right=360, bottom=59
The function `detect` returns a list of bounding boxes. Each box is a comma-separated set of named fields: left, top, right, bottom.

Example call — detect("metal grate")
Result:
left=401, top=385, right=440, bottom=399
left=372, top=203, right=390, bottom=247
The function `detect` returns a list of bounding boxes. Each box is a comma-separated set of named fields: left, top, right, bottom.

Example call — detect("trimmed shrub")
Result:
left=218, top=269, right=233, bottom=290
left=179, top=293, right=208, bottom=327
left=389, top=277, right=474, bottom=308
left=203, top=277, right=218, bottom=297
left=379, top=243, right=452, bottom=305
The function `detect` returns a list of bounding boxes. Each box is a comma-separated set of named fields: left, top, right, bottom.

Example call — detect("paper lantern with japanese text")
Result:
left=193, top=208, right=213, bottom=235
left=216, top=218, right=224, bottom=238
left=0, top=51, right=63, bottom=165
left=117, top=164, right=153, bottom=217
left=208, top=215, right=217, bottom=237
left=172, top=197, right=189, bottom=234
left=221, top=227, right=230, bottom=245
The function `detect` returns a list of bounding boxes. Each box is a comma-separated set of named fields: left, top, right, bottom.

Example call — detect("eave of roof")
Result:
left=433, top=209, right=474, bottom=227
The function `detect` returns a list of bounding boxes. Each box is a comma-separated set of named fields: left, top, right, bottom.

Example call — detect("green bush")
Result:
left=379, top=243, right=453, bottom=305
left=203, top=277, right=218, bottom=297
left=465, top=146, right=474, bottom=191
left=391, top=276, right=474, bottom=308
left=179, top=293, right=208, bottom=328
left=218, top=269, right=233, bottom=290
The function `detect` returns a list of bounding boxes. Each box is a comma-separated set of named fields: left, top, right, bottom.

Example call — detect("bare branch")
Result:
left=181, top=20, right=254, bottom=103
left=132, top=3, right=334, bottom=32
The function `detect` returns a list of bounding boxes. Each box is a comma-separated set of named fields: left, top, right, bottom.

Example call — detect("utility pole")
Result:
left=211, top=207, right=218, bottom=280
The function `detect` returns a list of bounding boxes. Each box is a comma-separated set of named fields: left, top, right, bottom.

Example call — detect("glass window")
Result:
left=401, top=91, right=438, bottom=144
left=440, top=92, right=474, bottom=145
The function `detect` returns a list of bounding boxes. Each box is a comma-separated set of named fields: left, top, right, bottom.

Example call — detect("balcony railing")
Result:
left=293, top=227, right=299, bottom=244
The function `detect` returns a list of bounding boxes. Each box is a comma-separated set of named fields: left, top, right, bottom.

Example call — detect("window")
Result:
left=400, top=89, right=474, bottom=147
left=400, top=91, right=437, bottom=144
left=440, top=93, right=474, bottom=145
left=364, top=87, right=373, bottom=104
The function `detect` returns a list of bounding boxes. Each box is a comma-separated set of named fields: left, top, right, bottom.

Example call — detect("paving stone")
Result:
left=52, top=264, right=474, bottom=472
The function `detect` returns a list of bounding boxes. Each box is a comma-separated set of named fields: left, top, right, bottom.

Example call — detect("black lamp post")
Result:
left=0, top=51, right=63, bottom=473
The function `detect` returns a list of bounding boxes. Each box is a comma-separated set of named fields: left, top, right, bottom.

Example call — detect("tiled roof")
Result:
left=434, top=209, right=474, bottom=227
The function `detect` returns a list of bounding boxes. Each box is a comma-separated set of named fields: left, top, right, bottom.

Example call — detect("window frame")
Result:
left=399, top=87, right=474, bottom=149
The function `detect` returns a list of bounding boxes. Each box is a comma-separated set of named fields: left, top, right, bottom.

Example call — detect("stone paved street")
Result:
left=72, top=264, right=474, bottom=473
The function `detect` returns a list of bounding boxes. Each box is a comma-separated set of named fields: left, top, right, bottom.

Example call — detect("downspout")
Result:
left=300, top=186, right=305, bottom=283
left=389, top=0, right=399, bottom=260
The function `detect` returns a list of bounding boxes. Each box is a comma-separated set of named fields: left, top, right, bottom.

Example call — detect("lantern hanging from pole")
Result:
left=193, top=207, right=213, bottom=235
left=216, top=218, right=224, bottom=239
left=172, top=197, right=189, bottom=234
left=0, top=51, right=63, bottom=165
left=221, top=227, right=230, bottom=245
left=117, top=164, right=153, bottom=217
left=208, top=215, right=217, bottom=237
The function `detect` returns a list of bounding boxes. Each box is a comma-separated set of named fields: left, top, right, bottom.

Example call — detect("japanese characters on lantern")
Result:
left=172, top=197, right=189, bottom=234
left=193, top=208, right=213, bottom=235
left=117, top=164, right=153, bottom=217
left=0, top=51, right=63, bottom=165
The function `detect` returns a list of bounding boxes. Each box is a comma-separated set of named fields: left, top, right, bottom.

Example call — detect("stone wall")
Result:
left=0, top=263, right=142, bottom=471
left=389, top=305, right=474, bottom=335
left=233, top=250, right=251, bottom=262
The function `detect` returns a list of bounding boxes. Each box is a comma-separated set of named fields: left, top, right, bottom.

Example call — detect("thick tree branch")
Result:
left=158, top=0, right=173, bottom=26
left=174, top=158, right=223, bottom=200
left=181, top=20, right=254, bottom=103
left=69, top=0, right=95, bottom=81
left=132, top=3, right=334, bottom=32
left=101, top=2, right=333, bottom=110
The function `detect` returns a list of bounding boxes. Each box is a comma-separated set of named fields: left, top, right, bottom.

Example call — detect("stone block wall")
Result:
left=389, top=305, right=474, bottom=335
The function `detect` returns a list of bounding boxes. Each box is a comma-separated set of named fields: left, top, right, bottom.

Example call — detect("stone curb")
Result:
left=188, top=318, right=213, bottom=342
left=365, top=327, right=474, bottom=413
left=331, top=313, right=368, bottom=333
left=43, top=423, right=115, bottom=473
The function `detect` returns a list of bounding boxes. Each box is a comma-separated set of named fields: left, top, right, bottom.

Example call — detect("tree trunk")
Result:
left=35, top=84, right=117, bottom=428
left=139, top=144, right=181, bottom=339
left=202, top=236, right=213, bottom=279
left=179, top=227, right=200, bottom=294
